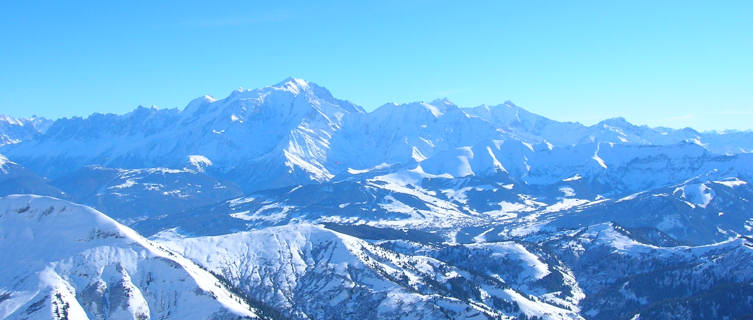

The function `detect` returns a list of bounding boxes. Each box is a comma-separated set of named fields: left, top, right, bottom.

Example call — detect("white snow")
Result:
left=592, top=154, right=607, bottom=169
left=227, top=196, right=255, bottom=207
left=713, top=178, right=747, bottom=188
left=188, top=154, right=213, bottom=171
left=559, top=186, right=576, bottom=197
left=0, top=154, right=13, bottom=173
left=108, top=179, right=138, bottom=189
left=347, top=167, right=370, bottom=174
left=346, top=163, right=391, bottom=175
left=473, top=227, right=495, bottom=243
left=674, top=183, right=714, bottom=208
left=543, top=198, right=591, bottom=213
left=411, top=146, right=427, bottom=162
left=379, top=195, right=415, bottom=214
left=617, top=191, right=645, bottom=202
left=0, top=195, right=260, bottom=319
left=592, top=143, right=608, bottom=169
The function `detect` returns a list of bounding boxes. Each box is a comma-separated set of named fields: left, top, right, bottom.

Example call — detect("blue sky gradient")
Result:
left=1, top=1, right=751, bottom=130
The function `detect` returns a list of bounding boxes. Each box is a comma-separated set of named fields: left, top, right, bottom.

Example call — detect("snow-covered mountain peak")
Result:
left=176, top=79, right=359, bottom=129
left=239, top=77, right=324, bottom=100
left=223, top=77, right=311, bottom=101
left=273, top=76, right=311, bottom=93
left=214, top=77, right=361, bottom=115
left=597, top=116, right=633, bottom=128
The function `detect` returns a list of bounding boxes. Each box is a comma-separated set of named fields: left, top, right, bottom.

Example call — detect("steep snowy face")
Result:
left=329, top=99, right=504, bottom=171
left=2, top=78, right=364, bottom=191
left=0, top=115, right=51, bottom=146
left=178, top=77, right=362, bottom=165
left=196, top=78, right=365, bottom=190
left=0, top=195, right=267, bottom=320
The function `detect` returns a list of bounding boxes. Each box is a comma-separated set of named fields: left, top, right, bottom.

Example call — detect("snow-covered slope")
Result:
left=132, top=167, right=488, bottom=235
left=0, top=195, right=270, bottom=320
left=544, top=177, right=753, bottom=245
left=156, top=223, right=582, bottom=320
left=327, top=99, right=504, bottom=171
left=539, top=223, right=753, bottom=320
left=2, top=78, right=363, bottom=191
left=153, top=221, right=753, bottom=320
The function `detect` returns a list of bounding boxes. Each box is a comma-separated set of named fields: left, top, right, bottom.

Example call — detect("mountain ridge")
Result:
left=0, top=194, right=272, bottom=319
left=2, top=78, right=751, bottom=193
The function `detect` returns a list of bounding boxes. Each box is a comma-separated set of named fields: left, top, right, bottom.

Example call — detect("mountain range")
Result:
left=1, top=78, right=751, bottom=319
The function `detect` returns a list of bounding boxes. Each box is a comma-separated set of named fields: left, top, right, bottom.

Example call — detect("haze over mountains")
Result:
left=1, top=78, right=752, bottom=319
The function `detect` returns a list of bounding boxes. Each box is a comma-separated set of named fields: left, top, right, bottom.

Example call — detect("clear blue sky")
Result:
left=1, top=1, right=751, bottom=131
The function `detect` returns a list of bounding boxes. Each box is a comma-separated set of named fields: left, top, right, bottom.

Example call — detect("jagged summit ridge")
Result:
left=1, top=78, right=752, bottom=192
